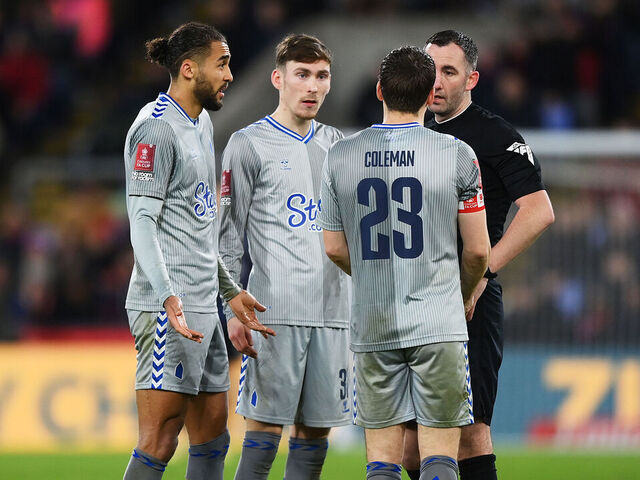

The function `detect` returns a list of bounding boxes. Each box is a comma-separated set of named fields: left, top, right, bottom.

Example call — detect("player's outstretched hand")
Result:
left=163, top=295, right=204, bottom=343
left=228, top=290, right=275, bottom=339
left=465, top=277, right=489, bottom=321
left=228, top=317, right=258, bottom=358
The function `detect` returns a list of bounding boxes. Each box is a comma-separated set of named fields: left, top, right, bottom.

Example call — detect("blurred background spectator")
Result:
left=0, top=0, right=638, bottom=347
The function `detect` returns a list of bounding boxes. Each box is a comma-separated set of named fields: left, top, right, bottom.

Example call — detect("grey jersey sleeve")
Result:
left=128, top=195, right=174, bottom=305
left=126, top=119, right=179, bottom=199
left=456, top=141, right=481, bottom=201
left=218, top=131, right=261, bottom=319
left=317, top=151, right=344, bottom=231
left=217, top=256, right=241, bottom=302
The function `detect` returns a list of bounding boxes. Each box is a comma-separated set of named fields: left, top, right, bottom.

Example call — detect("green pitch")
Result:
left=2, top=449, right=639, bottom=479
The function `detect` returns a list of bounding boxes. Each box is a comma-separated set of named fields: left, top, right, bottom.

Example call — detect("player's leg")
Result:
left=409, top=341, right=473, bottom=480
left=124, top=389, right=189, bottom=479
left=417, top=425, right=460, bottom=480
left=459, top=279, right=503, bottom=480
left=364, top=425, right=405, bottom=479
left=184, top=316, right=231, bottom=480
left=354, top=349, right=414, bottom=480
left=284, top=327, right=351, bottom=479
left=402, top=421, right=420, bottom=480
left=234, top=326, right=308, bottom=480
left=285, top=424, right=330, bottom=480
left=125, top=310, right=211, bottom=479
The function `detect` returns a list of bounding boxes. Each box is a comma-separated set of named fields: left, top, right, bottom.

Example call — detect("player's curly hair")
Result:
left=426, top=30, right=478, bottom=71
left=275, top=33, right=332, bottom=68
left=378, top=46, right=435, bottom=113
left=146, top=22, right=226, bottom=77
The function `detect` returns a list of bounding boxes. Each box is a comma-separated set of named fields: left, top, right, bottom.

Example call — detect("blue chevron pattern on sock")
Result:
left=151, top=311, right=168, bottom=390
left=242, top=438, right=278, bottom=450
left=132, top=449, right=166, bottom=472
left=366, top=461, right=402, bottom=472
left=289, top=440, right=328, bottom=452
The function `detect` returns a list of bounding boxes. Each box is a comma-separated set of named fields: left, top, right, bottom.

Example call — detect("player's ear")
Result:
left=180, top=59, right=197, bottom=81
left=375, top=81, right=383, bottom=102
left=425, top=88, right=435, bottom=107
left=271, top=68, right=282, bottom=90
left=466, top=70, right=479, bottom=91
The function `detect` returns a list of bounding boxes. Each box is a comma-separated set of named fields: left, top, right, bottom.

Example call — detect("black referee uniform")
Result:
left=426, top=102, right=545, bottom=425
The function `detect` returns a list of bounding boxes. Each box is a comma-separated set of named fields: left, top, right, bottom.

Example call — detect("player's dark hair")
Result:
left=426, top=30, right=478, bottom=71
left=378, top=46, right=435, bottom=113
left=275, top=33, right=332, bottom=68
left=146, top=22, right=227, bottom=77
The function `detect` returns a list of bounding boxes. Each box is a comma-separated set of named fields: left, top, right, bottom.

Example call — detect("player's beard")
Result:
left=194, top=73, right=225, bottom=111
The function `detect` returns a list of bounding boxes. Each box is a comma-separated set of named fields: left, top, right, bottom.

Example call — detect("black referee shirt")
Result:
left=426, top=103, right=545, bottom=246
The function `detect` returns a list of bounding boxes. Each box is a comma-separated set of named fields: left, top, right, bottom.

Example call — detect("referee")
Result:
left=402, top=31, right=555, bottom=480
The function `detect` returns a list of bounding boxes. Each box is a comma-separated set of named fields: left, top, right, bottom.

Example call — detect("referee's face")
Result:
left=426, top=43, right=474, bottom=121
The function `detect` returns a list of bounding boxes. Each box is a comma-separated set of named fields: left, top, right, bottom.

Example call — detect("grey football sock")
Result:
left=419, top=455, right=458, bottom=480
left=233, top=431, right=281, bottom=480
left=123, top=448, right=167, bottom=480
left=284, top=436, right=329, bottom=479
left=186, top=429, right=230, bottom=479
left=366, top=461, right=402, bottom=479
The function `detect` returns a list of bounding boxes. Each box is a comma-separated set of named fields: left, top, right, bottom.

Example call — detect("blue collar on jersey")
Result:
left=370, top=122, right=421, bottom=129
left=154, top=93, right=199, bottom=125
left=264, top=115, right=315, bottom=143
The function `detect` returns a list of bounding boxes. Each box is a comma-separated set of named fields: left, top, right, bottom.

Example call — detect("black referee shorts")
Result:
left=467, top=278, right=504, bottom=426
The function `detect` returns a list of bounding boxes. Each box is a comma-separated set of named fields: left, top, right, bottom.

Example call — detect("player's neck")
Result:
left=383, top=106, right=425, bottom=125
left=435, top=95, right=472, bottom=123
left=166, top=84, right=203, bottom=121
left=270, top=107, right=313, bottom=137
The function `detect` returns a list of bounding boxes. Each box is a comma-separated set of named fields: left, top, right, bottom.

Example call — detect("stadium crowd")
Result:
left=0, top=0, right=639, bottom=345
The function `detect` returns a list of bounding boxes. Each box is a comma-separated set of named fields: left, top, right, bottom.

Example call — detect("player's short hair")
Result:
left=426, top=30, right=478, bottom=71
left=275, top=33, right=332, bottom=69
left=378, top=46, right=435, bottom=114
left=145, top=22, right=227, bottom=77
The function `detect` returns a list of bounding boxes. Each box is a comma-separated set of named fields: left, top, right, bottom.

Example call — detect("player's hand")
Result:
left=465, top=277, right=489, bottom=321
left=163, top=295, right=204, bottom=343
left=228, top=290, right=275, bottom=339
left=227, top=317, right=258, bottom=358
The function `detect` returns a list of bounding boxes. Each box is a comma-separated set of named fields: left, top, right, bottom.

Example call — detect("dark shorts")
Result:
left=466, top=278, right=504, bottom=425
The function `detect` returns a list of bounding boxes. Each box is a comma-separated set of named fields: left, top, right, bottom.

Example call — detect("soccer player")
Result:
left=218, top=33, right=351, bottom=480
left=122, top=22, right=274, bottom=480
left=318, top=46, right=491, bottom=480
left=402, top=31, right=555, bottom=480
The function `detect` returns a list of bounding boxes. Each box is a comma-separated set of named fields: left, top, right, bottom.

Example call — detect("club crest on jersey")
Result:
left=193, top=181, right=217, bottom=219
left=507, top=142, right=534, bottom=165
left=286, top=193, right=322, bottom=231
left=280, top=159, right=292, bottom=171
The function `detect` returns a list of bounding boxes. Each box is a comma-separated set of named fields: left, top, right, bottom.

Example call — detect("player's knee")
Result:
left=138, top=432, right=180, bottom=462
left=292, top=424, right=330, bottom=439
left=459, top=423, right=492, bottom=459
left=402, top=449, right=420, bottom=471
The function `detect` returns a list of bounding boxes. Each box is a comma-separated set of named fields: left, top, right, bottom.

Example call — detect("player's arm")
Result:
left=456, top=141, right=490, bottom=318
left=489, top=135, right=555, bottom=273
left=217, top=256, right=274, bottom=341
left=323, top=229, right=351, bottom=275
left=126, top=120, right=203, bottom=342
left=218, top=132, right=266, bottom=357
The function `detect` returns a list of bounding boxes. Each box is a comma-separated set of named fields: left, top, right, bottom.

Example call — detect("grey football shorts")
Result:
left=235, top=325, right=352, bottom=427
left=128, top=310, right=230, bottom=395
left=353, top=341, right=473, bottom=429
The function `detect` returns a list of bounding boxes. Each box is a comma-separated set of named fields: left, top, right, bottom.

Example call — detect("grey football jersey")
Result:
left=124, top=93, right=220, bottom=312
left=317, top=122, right=481, bottom=352
left=219, top=116, right=349, bottom=327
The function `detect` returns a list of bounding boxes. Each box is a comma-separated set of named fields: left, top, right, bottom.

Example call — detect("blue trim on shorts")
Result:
left=151, top=312, right=168, bottom=389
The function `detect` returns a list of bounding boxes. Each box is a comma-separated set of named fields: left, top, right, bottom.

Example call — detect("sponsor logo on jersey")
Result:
left=220, top=170, right=231, bottom=206
left=507, top=142, right=534, bottom=165
left=286, top=193, right=323, bottom=231
left=193, top=181, right=217, bottom=219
